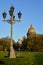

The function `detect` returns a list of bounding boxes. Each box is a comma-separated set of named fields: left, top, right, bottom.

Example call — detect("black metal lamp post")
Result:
left=2, top=6, right=22, bottom=58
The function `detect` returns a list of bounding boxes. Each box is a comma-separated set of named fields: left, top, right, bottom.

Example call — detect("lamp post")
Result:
left=2, top=6, right=22, bottom=58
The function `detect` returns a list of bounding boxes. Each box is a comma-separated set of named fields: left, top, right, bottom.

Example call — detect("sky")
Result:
left=0, top=0, right=43, bottom=42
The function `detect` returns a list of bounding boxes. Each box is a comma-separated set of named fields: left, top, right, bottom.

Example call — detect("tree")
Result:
left=22, top=36, right=27, bottom=51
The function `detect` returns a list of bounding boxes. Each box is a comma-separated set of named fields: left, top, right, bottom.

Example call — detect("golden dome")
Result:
left=17, top=39, right=22, bottom=45
left=28, top=25, right=35, bottom=34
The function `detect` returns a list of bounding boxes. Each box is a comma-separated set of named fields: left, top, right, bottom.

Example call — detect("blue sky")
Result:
left=0, top=0, right=43, bottom=42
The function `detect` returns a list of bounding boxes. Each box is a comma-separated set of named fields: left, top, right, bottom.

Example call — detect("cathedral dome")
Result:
left=27, top=25, right=36, bottom=36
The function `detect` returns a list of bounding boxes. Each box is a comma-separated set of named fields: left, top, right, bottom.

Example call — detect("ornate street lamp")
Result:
left=2, top=11, right=7, bottom=20
left=2, top=6, right=22, bottom=58
left=18, top=11, right=22, bottom=20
